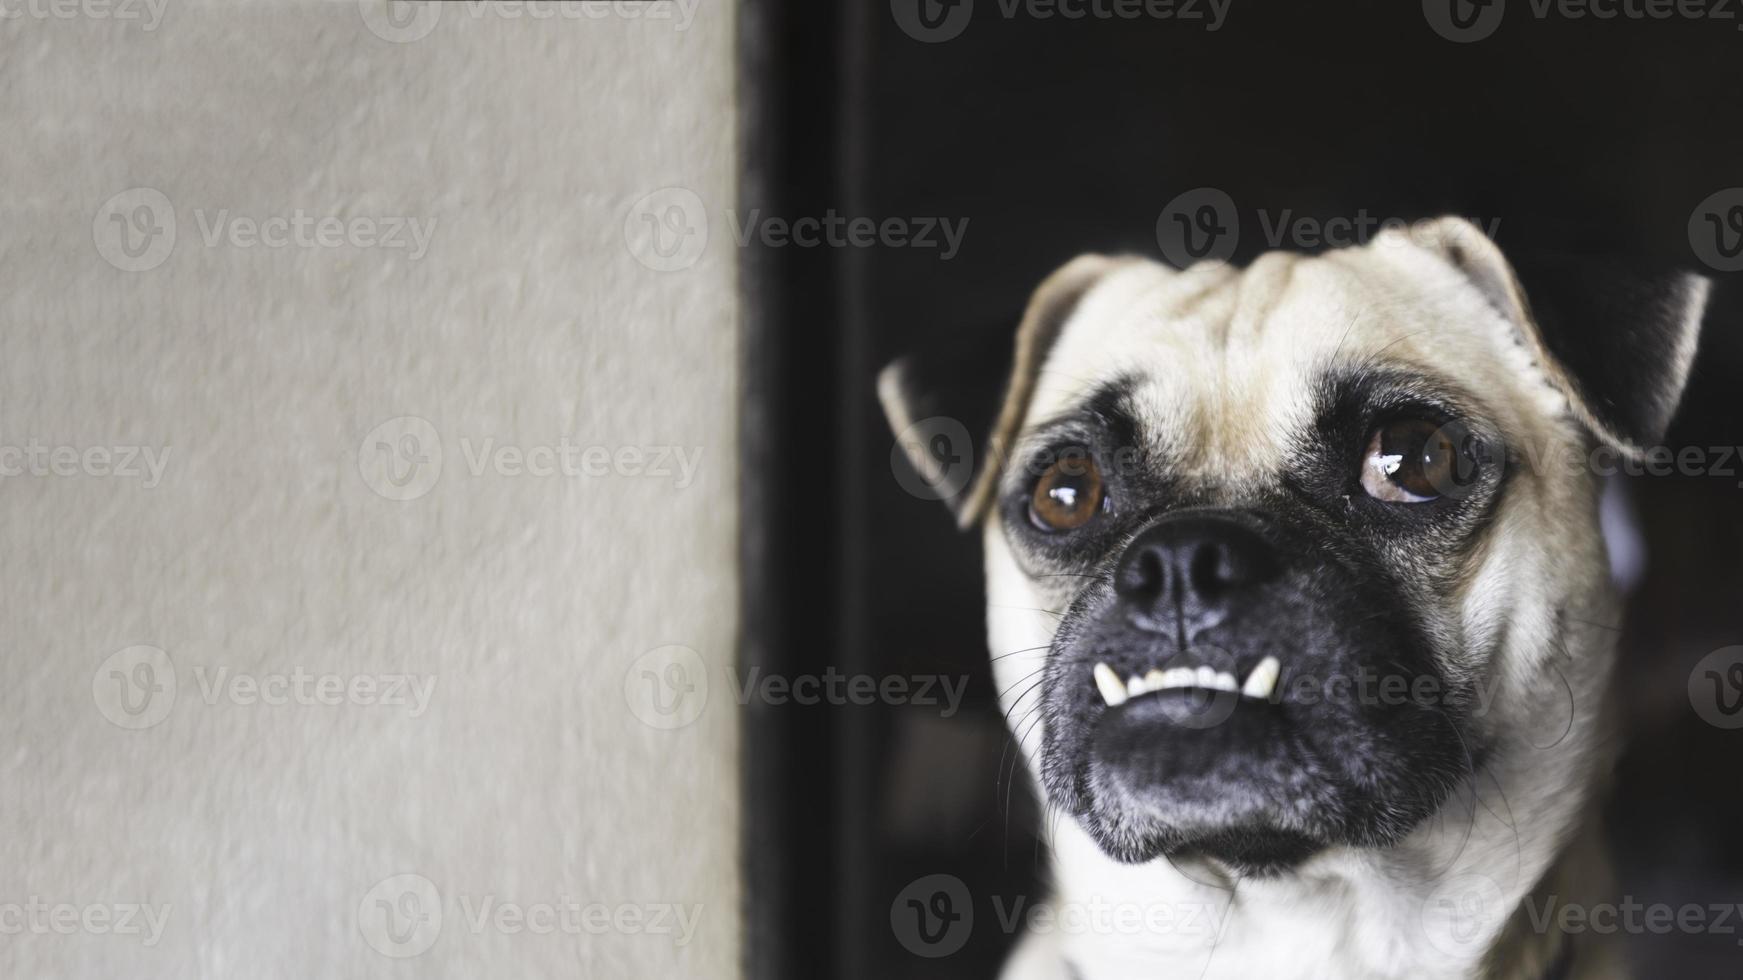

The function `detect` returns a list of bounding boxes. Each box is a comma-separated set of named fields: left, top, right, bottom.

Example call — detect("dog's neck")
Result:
left=1025, top=712, right=1618, bottom=980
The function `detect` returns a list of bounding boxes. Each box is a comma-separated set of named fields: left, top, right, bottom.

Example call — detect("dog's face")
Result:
left=883, top=218, right=1706, bottom=875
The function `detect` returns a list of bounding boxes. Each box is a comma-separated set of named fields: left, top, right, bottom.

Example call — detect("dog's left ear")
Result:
left=1409, top=216, right=1709, bottom=453
left=878, top=254, right=1133, bottom=528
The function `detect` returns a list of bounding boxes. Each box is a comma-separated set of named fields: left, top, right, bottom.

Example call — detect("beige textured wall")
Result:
left=0, top=2, right=738, bottom=977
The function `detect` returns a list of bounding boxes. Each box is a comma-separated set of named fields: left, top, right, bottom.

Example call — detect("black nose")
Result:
left=1113, top=514, right=1280, bottom=631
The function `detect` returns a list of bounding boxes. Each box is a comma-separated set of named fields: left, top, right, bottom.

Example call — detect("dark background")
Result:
left=741, top=1, right=1743, bottom=976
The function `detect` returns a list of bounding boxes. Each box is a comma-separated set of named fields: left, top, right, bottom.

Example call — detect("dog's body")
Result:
left=881, top=219, right=1708, bottom=979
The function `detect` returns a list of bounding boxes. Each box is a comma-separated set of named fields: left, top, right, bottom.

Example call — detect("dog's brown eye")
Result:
left=1361, top=419, right=1455, bottom=503
left=1030, top=453, right=1106, bottom=531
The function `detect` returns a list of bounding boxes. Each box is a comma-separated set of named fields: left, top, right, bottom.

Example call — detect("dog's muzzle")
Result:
left=1038, top=509, right=1473, bottom=873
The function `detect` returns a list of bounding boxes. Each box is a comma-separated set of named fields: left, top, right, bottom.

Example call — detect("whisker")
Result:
left=991, top=644, right=1052, bottom=663
left=997, top=666, right=1050, bottom=706
left=1192, top=877, right=1239, bottom=980
left=989, top=603, right=1066, bottom=619
left=1564, top=614, right=1623, bottom=634
left=1527, top=653, right=1578, bottom=750
left=1423, top=704, right=1483, bottom=877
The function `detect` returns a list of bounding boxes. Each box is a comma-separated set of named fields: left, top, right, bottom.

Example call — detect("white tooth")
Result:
left=1242, top=656, right=1281, bottom=700
left=1163, top=668, right=1193, bottom=689
left=1127, top=675, right=1146, bottom=697
left=1214, top=671, right=1238, bottom=692
left=1196, top=666, right=1218, bottom=690
left=1094, top=663, right=1128, bottom=707
left=1144, top=669, right=1165, bottom=690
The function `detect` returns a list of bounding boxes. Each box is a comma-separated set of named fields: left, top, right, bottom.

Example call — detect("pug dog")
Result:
left=879, top=218, right=1708, bottom=980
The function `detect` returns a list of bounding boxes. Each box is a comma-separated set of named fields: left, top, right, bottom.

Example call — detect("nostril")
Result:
left=1188, top=541, right=1230, bottom=597
left=1116, top=545, right=1168, bottom=601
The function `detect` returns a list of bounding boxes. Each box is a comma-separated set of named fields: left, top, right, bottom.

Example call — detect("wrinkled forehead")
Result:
left=1020, top=245, right=1545, bottom=484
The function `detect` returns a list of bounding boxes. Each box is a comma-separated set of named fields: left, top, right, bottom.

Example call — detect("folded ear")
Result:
left=878, top=254, right=1132, bottom=529
left=1409, top=216, right=1709, bottom=453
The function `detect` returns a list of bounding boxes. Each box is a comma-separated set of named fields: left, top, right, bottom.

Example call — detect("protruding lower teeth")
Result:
left=1093, top=656, right=1281, bottom=707
left=1093, top=662, right=1128, bottom=707
left=1241, top=656, right=1281, bottom=700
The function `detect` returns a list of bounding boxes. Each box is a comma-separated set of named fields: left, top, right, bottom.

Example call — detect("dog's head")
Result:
left=881, top=218, right=1707, bottom=874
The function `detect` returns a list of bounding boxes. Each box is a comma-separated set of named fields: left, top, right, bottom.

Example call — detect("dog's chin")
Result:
left=1067, top=689, right=1421, bottom=876
left=1092, top=822, right=1330, bottom=877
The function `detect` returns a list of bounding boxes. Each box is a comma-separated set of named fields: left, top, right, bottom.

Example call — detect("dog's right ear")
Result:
left=1405, top=216, right=1708, bottom=454
left=878, top=254, right=1130, bottom=529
